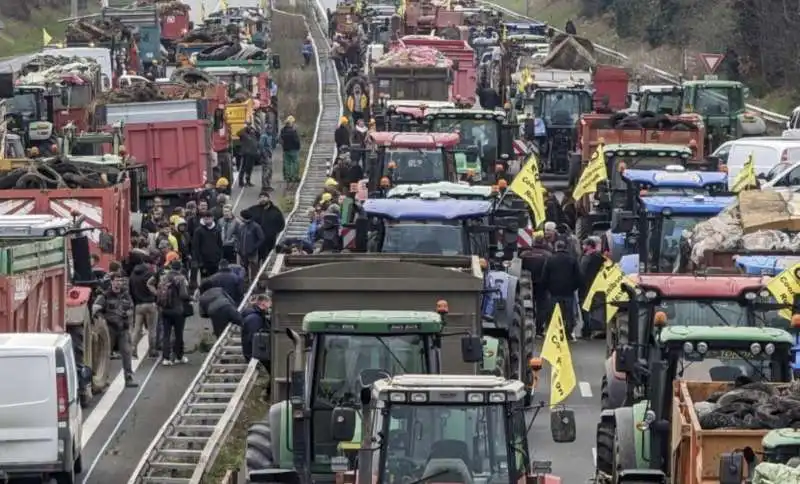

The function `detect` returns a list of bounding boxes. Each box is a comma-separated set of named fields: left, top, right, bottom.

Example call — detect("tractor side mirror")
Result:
left=251, top=331, right=271, bottom=362
left=460, top=335, right=483, bottom=363
left=615, top=345, right=637, bottom=374
left=331, top=407, right=357, bottom=442
left=272, top=54, right=281, bottom=69
left=550, top=407, right=576, bottom=443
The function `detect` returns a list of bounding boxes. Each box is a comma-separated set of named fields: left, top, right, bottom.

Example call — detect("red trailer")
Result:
left=398, top=36, right=477, bottom=104
left=0, top=181, right=132, bottom=270
left=160, top=10, right=190, bottom=42
left=0, top=267, right=66, bottom=333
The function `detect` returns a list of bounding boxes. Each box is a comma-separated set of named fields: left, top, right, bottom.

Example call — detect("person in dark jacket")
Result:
left=93, top=273, right=138, bottom=387
left=565, top=19, right=577, bottom=35
left=199, top=286, right=243, bottom=337
left=335, top=116, right=351, bottom=150
left=279, top=116, right=302, bottom=184
left=520, top=235, right=553, bottom=337
left=237, top=122, right=260, bottom=187
left=541, top=239, right=582, bottom=340
left=237, top=208, right=266, bottom=281
left=199, top=259, right=246, bottom=305
left=129, top=256, right=159, bottom=358
left=301, top=37, right=314, bottom=67
left=579, top=237, right=606, bottom=338
left=238, top=294, right=271, bottom=362
left=192, top=211, right=224, bottom=278
left=157, top=260, right=192, bottom=365
left=246, top=192, right=285, bottom=263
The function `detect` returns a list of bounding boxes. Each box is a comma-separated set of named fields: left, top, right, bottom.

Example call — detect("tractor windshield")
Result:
left=693, top=86, right=744, bottom=116
left=646, top=215, right=706, bottom=272
left=8, top=92, right=42, bottom=120
left=533, top=90, right=592, bottom=127
left=379, top=404, right=519, bottom=482
left=430, top=118, right=499, bottom=158
left=386, top=149, right=445, bottom=184
left=641, top=91, right=682, bottom=115
left=55, top=84, right=93, bottom=109
left=315, top=335, right=427, bottom=405
left=653, top=299, right=749, bottom=327
left=382, top=221, right=465, bottom=255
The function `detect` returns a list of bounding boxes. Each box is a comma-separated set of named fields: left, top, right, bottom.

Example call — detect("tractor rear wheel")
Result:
left=91, top=319, right=111, bottom=394
left=246, top=421, right=275, bottom=472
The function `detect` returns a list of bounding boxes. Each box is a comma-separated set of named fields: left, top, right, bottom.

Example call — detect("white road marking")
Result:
left=579, top=381, right=593, bottom=398
left=592, top=447, right=597, bottom=467
left=80, top=356, right=161, bottom=484
left=81, top=335, right=151, bottom=447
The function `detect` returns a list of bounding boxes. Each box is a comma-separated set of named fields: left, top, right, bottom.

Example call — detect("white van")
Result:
left=710, top=137, right=800, bottom=190
left=0, top=333, right=83, bottom=483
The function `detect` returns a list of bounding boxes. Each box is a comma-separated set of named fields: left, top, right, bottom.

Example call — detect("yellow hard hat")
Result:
left=216, top=177, right=230, bottom=187
left=321, top=192, right=333, bottom=202
left=325, top=178, right=338, bottom=187
left=339, top=116, right=349, bottom=125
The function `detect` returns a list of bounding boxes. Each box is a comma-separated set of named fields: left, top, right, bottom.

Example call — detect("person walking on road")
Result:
left=157, top=260, right=192, bottom=365
left=541, top=239, right=582, bottom=340
left=239, top=294, right=271, bottom=363
left=246, top=192, right=285, bottom=265
left=335, top=116, right=351, bottom=151
left=520, top=235, right=553, bottom=338
left=279, top=116, right=302, bottom=187
left=129, top=254, right=159, bottom=358
left=579, top=237, right=605, bottom=338
left=237, top=208, right=266, bottom=281
left=219, top=204, right=241, bottom=264
left=260, top=122, right=275, bottom=190
left=192, top=211, right=224, bottom=279
left=237, top=122, right=260, bottom=187
left=93, top=273, right=138, bottom=387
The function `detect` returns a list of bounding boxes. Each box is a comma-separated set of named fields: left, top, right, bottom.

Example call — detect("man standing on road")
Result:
left=157, top=260, right=192, bottom=366
left=219, top=204, right=241, bottom=264
left=237, top=122, right=260, bottom=187
left=579, top=237, right=605, bottom=338
left=247, top=192, right=285, bottom=265
left=93, top=273, right=138, bottom=387
left=541, top=240, right=582, bottom=340
left=129, top=254, right=159, bottom=358
left=192, top=211, right=224, bottom=279
left=520, top=235, right=552, bottom=338
left=279, top=116, right=302, bottom=188
left=237, top=208, right=266, bottom=281
left=260, top=122, right=275, bottom=190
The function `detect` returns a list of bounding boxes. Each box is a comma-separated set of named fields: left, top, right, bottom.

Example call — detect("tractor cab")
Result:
left=636, top=85, right=683, bottom=116
left=612, top=194, right=733, bottom=273
left=365, top=132, right=461, bottom=193
left=682, top=79, right=766, bottom=153
left=6, top=85, right=58, bottom=151
left=374, top=100, right=454, bottom=132
left=600, top=326, right=794, bottom=482
left=424, top=108, right=516, bottom=180
left=328, top=374, right=574, bottom=484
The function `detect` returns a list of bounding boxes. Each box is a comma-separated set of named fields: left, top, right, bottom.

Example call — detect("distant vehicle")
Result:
left=709, top=137, right=800, bottom=190
left=0, top=333, right=83, bottom=483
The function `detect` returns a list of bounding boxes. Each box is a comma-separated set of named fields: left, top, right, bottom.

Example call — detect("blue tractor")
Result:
left=353, top=197, right=536, bottom=385
left=736, top=255, right=800, bottom=377
left=613, top=195, right=734, bottom=274
left=605, top=167, right=728, bottom=262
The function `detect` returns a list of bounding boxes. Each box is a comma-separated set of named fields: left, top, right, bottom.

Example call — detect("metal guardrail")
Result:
left=125, top=0, right=343, bottom=482
left=479, top=1, right=791, bottom=127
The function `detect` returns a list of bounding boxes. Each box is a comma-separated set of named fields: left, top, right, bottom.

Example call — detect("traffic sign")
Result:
left=699, top=53, right=725, bottom=74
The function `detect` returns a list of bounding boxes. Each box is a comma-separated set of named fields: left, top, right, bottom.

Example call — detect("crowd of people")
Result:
left=90, top=187, right=287, bottom=389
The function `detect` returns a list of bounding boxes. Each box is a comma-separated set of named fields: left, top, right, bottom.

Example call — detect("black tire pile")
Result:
left=608, top=112, right=698, bottom=130
left=696, top=380, right=800, bottom=430
left=65, top=18, right=132, bottom=44
left=0, top=161, right=124, bottom=190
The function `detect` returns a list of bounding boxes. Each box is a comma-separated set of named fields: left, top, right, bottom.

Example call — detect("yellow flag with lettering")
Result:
left=43, top=29, right=53, bottom=46
left=731, top=152, right=758, bottom=193
left=572, top=145, right=608, bottom=200
left=541, top=304, right=576, bottom=406
left=220, top=0, right=228, bottom=10
left=765, top=262, right=800, bottom=320
left=582, top=258, right=637, bottom=323
left=508, top=154, right=546, bottom=226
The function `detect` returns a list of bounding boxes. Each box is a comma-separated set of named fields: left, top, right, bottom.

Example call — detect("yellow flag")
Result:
left=765, top=262, right=800, bottom=320
left=502, top=25, right=507, bottom=41
left=540, top=304, right=577, bottom=406
left=731, top=152, right=758, bottom=193
left=582, top=258, right=637, bottom=323
left=220, top=0, right=228, bottom=10
left=509, top=154, right=546, bottom=226
left=43, top=29, right=53, bottom=46
left=572, top=145, right=608, bottom=201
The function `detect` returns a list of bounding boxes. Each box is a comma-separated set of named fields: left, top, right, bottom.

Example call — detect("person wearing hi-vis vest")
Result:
left=346, top=84, right=369, bottom=123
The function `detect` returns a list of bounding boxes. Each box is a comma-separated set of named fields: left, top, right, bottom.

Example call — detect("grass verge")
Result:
left=0, top=6, right=94, bottom=57
left=203, top=1, right=321, bottom=480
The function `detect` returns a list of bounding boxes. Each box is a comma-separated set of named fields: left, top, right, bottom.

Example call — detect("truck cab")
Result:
left=373, top=100, right=454, bottom=132
left=365, top=131, right=461, bottom=193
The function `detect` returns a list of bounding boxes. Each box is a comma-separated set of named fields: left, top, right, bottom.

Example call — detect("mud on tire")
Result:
left=246, top=421, right=275, bottom=472
left=595, top=419, right=614, bottom=477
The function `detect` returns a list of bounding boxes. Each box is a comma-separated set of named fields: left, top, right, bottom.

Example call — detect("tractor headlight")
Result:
left=765, top=343, right=775, bottom=355
left=750, top=343, right=762, bottom=355
left=696, top=342, right=708, bottom=354
left=683, top=342, right=694, bottom=354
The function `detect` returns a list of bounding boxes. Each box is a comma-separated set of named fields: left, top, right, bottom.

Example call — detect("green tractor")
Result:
left=320, top=374, right=575, bottom=484
left=595, top=325, right=795, bottom=483
left=244, top=309, right=492, bottom=483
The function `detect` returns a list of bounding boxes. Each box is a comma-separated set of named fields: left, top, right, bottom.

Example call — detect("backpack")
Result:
left=157, top=274, right=179, bottom=308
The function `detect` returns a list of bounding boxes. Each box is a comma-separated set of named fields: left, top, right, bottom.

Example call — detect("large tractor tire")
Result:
left=575, top=215, right=592, bottom=241
left=600, top=375, right=611, bottom=410
left=508, top=298, right=535, bottom=386
left=90, top=319, right=111, bottom=394
left=595, top=419, right=614, bottom=477
left=246, top=421, right=275, bottom=472
left=612, top=408, right=638, bottom=482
